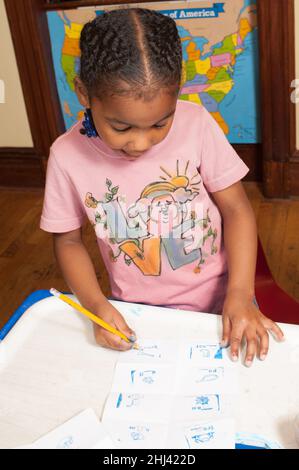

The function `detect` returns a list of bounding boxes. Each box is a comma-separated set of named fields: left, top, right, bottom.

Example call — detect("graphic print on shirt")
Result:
left=85, top=160, right=218, bottom=276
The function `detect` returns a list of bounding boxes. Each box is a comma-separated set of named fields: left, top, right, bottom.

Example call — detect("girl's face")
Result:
left=75, top=78, right=178, bottom=160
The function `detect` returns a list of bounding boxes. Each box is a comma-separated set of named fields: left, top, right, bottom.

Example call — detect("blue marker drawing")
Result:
left=130, top=369, right=157, bottom=385
left=185, top=424, right=216, bottom=448
left=126, top=394, right=143, bottom=408
left=136, top=345, right=162, bottom=359
left=116, top=393, right=144, bottom=409
left=189, top=343, right=223, bottom=360
left=129, top=425, right=150, bottom=441
left=192, top=430, right=215, bottom=444
left=56, top=435, right=74, bottom=449
left=191, top=394, right=220, bottom=412
left=140, top=370, right=156, bottom=384
left=131, top=370, right=136, bottom=384
left=196, top=367, right=224, bottom=383
left=214, top=346, right=223, bottom=359
left=116, top=393, right=123, bottom=408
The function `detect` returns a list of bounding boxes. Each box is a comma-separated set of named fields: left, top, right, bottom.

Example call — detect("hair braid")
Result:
left=79, top=8, right=182, bottom=99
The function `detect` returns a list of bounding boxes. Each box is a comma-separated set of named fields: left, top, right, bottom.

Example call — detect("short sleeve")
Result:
left=40, top=148, right=86, bottom=233
left=199, top=107, right=249, bottom=192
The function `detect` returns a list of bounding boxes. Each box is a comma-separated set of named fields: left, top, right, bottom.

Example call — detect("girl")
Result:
left=40, top=8, right=284, bottom=366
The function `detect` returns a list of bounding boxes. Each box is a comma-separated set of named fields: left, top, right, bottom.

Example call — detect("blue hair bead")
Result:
left=81, top=108, right=98, bottom=138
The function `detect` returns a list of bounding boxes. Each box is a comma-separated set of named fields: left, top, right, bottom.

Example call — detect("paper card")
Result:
left=104, top=421, right=168, bottom=449
left=102, top=392, right=172, bottom=424
left=21, top=409, right=114, bottom=449
left=118, top=339, right=178, bottom=364
left=170, top=394, right=233, bottom=422
left=166, top=419, right=235, bottom=449
left=92, top=435, right=116, bottom=449
left=178, top=340, right=230, bottom=363
left=111, top=363, right=177, bottom=394
left=174, top=364, right=238, bottom=394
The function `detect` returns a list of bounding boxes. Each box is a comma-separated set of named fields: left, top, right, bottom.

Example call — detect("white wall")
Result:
left=0, top=0, right=33, bottom=147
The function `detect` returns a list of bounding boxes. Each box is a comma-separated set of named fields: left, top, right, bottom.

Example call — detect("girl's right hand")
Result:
left=92, top=299, right=136, bottom=351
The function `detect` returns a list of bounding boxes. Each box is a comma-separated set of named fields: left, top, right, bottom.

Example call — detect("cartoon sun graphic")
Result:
left=141, top=160, right=201, bottom=198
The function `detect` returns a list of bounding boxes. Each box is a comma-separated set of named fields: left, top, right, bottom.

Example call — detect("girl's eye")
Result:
left=112, top=123, right=166, bottom=132
left=112, top=127, right=131, bottom=132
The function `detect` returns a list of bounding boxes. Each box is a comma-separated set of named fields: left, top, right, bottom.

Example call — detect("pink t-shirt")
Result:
left=40, top=100, right=249, bottom=314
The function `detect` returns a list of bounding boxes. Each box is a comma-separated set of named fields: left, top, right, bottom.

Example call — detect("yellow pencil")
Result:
left=50, top=288, right=138, bottom=349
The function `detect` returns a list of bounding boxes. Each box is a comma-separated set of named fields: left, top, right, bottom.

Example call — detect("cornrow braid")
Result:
left=79, top=8, right=182, bottom=99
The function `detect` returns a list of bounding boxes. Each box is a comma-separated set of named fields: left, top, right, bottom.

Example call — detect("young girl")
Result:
left=40, top=8, right=284, bottom=366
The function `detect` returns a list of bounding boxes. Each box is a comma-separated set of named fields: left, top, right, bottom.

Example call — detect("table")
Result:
left=0, top=290, right=298, bottom=449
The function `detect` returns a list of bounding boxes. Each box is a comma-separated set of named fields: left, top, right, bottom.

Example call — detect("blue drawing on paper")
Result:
left=189, top=343, right=223, bottom=360
left=129, top=425, right=150, bottom=441
left=116, top=393, right=123, bottom=408
left=185, top=424, right=216, bottom=448
left=196, top=367, right=224, bottom=383
left=56, top=435, right=74, bottom=449
left=191, top=394, right=220, bottom=412
left=131, top=369, right=157, bottom=385
left=135, top=345, right=162, bottom=360
left=116, top=393, right=144, bottom=409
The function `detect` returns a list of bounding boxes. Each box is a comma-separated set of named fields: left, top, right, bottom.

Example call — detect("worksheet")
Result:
left=111, top=362, right=177, bottom=394
left=170, top=393, right=234, bottom=422
left=118, top=339, right=179, bottom=364
left=166, top=419, right=236, bottom=449
left=103, top=338, right=237, bottom=448
left=103, top=392, right=172, bottom=423
left=103, top=420, right=169, bottom=449
left=174, top=364, right=238, bottom=394
left=178, top=340, right=232, bottom=363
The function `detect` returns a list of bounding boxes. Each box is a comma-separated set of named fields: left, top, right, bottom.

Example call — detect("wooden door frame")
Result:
left=2, top=0, right=298, bottom=196
left=257, top=0, right=298, bottom=197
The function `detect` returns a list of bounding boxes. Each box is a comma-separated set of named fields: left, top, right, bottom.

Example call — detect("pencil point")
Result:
left=129, top=335, right=137, bottom=342
left=50, top=288, right=59, bottom=297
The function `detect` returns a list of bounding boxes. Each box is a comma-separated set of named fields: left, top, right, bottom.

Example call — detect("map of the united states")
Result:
left=47, top=0, right=260, bottom=143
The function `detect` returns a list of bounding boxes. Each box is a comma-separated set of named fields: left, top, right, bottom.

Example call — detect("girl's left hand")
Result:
left=221, top=290, right=285, bottom=367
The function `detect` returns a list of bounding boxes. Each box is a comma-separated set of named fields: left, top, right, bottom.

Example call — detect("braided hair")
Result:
left=79, top=8, right=182, bottom=100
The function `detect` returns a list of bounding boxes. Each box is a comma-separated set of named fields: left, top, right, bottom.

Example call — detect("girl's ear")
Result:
left=74, top=76, right=90, bottom=108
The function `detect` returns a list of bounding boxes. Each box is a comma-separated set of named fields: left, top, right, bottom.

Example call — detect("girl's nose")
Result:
left=130, top=134, right=152, bottom=153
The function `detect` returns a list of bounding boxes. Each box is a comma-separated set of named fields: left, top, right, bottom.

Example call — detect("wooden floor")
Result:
left=0, top=182, right=298, bottom=329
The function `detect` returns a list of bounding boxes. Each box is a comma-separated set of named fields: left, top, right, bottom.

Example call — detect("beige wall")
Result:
left=0, top=0, right=33, bottom=147
left=296, top=0, right=299, bottom=149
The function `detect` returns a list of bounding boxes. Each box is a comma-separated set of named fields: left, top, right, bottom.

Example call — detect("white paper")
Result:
left=174, top=364, right=238, bottom=394
left=178, top=340, right=231, bottom=363
left=102, top=392, right=172, bottom=423
left=103, top=338, right=237, bottom=448
left=104, top=420, right=168, bottom=449
left=118, top=339, right=178, bottom=363
left=170, top=394, right=234, bottom=422
left=166, top=419, right=236, bottom=449
left=16, top=409, right=114, bottom=449
left=111, top=362, right=177, bottom=394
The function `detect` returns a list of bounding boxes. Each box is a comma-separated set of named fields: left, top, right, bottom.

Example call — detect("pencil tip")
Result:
left=50, top=288, right=59, bottom=297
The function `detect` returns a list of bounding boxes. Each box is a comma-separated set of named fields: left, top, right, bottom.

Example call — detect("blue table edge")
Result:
left=0, top=290, right=128, bottom=341
left=0, top=289, right=268, bottom=450
left=0, top=289, right=53, bottom=341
